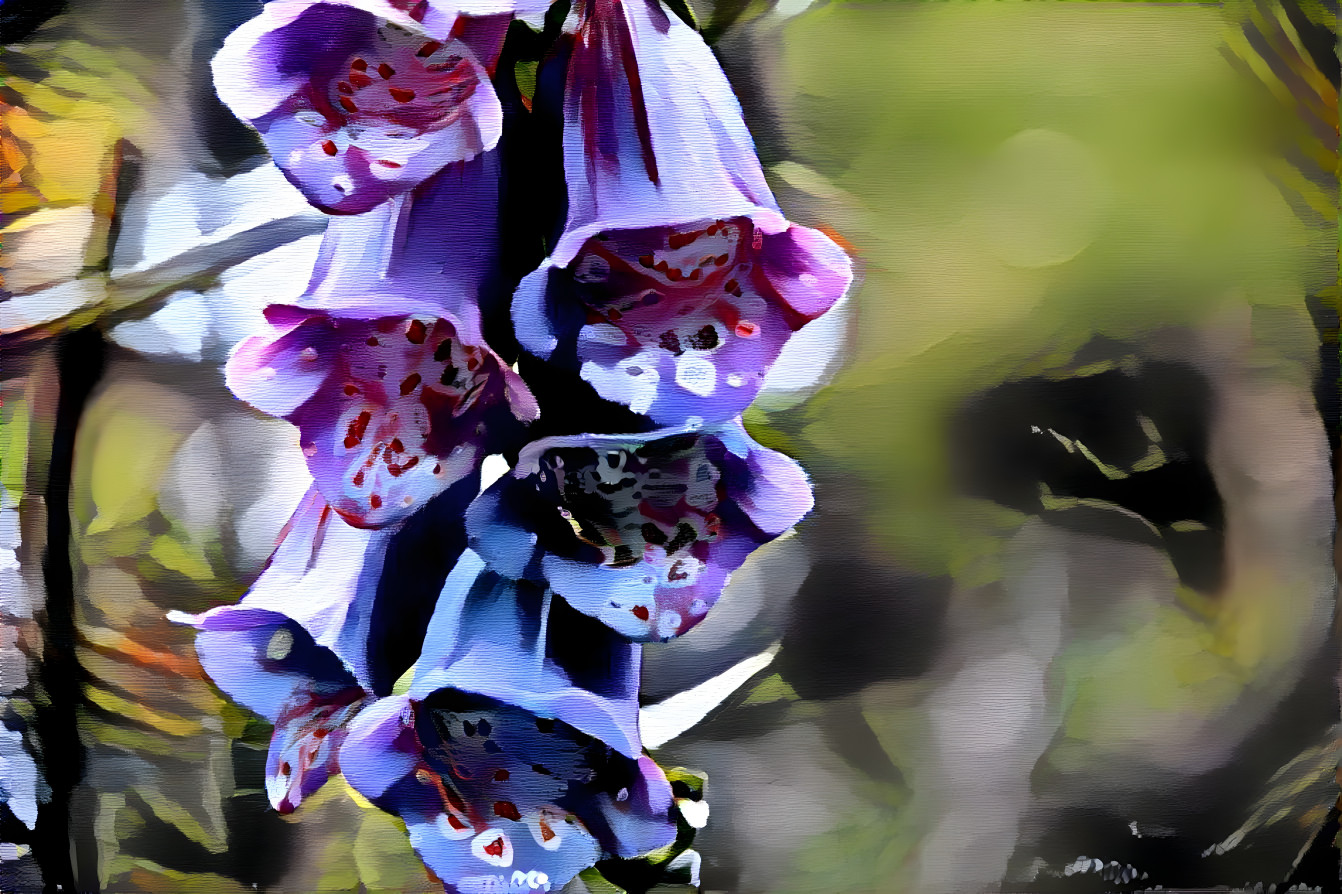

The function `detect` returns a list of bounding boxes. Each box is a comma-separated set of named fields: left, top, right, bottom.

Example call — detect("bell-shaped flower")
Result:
left=512, top=0, right=852, bottom=424
left=227, top=155, right=538, bottom=528
left=465, top=420, right=813, bottom=641
left=170, top=481, right=472, bottom=813
left=341, top=551, right=677, bottom=893
left=213, top=0, right=512, bottom=214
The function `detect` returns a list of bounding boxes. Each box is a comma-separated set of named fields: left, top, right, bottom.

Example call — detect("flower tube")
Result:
left=512, top=0, right=852, bottom=424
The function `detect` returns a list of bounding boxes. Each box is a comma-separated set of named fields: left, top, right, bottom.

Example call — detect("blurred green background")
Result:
left=2, top=0, right=1338, bottom=891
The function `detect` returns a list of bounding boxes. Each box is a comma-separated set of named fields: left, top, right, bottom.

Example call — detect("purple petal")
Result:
left=266, top=686, right=366, bottom=813
left=758, top=222, right=854, bottom=322
left=554, top=0, right=784, bottom=265
left=340, top=687, right=675, bottom=891
left=174, top=487, right=396, bottom=697
left=408, top=551, right=645, bottom=757
left=229, top=312, right=533, bottom=528
left=470, top=423, right=814, bottom=641
left=214, top=1, right=502, bottom=213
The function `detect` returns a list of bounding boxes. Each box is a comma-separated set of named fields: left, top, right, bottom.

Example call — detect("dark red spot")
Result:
left=344, top=411, right=371, bottom=449
left=353, top=470, right=365, bottom=486
left=447, top=812, right=468, bottom=830
left=632, top=605, right=649, bottom=621
left=715, top=253, right=729, bottom=266
left=321, top=139, right=338, bottom=156
left=607, top=308, right=622, bottom=322
left=417, top=40, right=443, bottom=57
left=668, top=230, right=698, bottom=250
left=724, top=279, right=739, bottom=294
left=540, top=819, right=556, bottom=841
left=367, top=336, right=380, bottom=346
left=280, top=762, right=291, bottom=776
left=466, top=357, right=479, bottom=371
left=377, top=63, right=395, bottom=79
left=349, top=70, right=373, bottom=88
left=493, top=769, right=510, bottom=781
left=370, top=494, right=382, bottom=509
left=389, top=438, right=405, bottom=453
left=494, top=801, right=521, bottom=821
left=638, top=254, right=655, bottom=267
left=483, top=837, right=506, bottom=858
left=351, top=58, right=368, bottom=71
left=735, top=321, right=759, bottom=338
left=389, top=87, right=416, bottom=103
left=313, top=727, right=328, bottom=738
left=406, top=319, right=427, bottom=343
left=376, top=159, right=403, bottom=169
left=400, top=373, right=422, bottom=395
left=688, top=268, right=701, bottom=281
left=339, top=97, right=359, bottom=114
left=337, top=82, right=354, bottom=95
left=344, top=384, right=359, bottom=396
left=388, top=456, right=418, bottom=477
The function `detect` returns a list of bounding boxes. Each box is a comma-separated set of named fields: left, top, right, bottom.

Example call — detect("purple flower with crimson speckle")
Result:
left=511, top=0, right=852, bottom=424
left=466, top=420, right=813, bottom=641
left=212, top=0, right=520, bottom=213
left=340, top=551, right=677, bottom=893
left=227, top=155, right=538, bottom=528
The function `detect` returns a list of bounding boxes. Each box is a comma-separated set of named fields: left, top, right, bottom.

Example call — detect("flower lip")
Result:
left=214, top=1, right=503, bottom=214
left=469, top=422, right=813, bottom=641
left=228, top=310, right=535, bottom=529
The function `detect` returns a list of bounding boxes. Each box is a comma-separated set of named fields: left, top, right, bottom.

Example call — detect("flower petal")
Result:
left=553, top=0, right=784, bottom=265
left=469, top=423, right=813, bottom=641
left=214, top=1, right=502, bottom=213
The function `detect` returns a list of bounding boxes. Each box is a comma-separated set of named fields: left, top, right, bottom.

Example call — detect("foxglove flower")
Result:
left=171, top=481, right=471, bottom=812
left=341, top=551, right=677, bottom=893
left=466, top=421, right=813, bottom=641
left=228, top=156, right=538, bottom=528
left=512, top=0, right=852, bottom=424
left=213, top=0, right=509, bottom=213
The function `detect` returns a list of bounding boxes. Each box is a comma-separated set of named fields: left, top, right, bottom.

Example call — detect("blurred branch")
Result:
left=0, top=211, right=326, bottom=345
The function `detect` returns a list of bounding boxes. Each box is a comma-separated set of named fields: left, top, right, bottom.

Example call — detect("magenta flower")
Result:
left=512, top=0, right=852, bottom=424
left=227, top=157, right=538, bottom=528
left=172, top=479, right=476, bottom=813
left=340, top=552, right=677, bottom=893
left=212, top=0, right=516, bottom=213
left=466, top=421, right=813, bottom=641
left=171, top=488, right=393, bottom=813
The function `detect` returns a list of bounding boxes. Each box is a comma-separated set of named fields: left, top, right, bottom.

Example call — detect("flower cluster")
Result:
left=173, top=0, right=850, bottom=890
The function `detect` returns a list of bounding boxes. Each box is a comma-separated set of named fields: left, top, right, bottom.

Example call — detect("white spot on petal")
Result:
left=266, top=628, right=293, bottom=661
left=470, top=829, right=513, bottom=867
left=675, top=355, right=716, bottom=397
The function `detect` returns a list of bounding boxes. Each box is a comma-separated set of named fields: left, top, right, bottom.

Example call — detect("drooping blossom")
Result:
left=465, top=421, right=813, bottom=641
left=511, top=0, right=852, bottom=424
left=227, top=155, right=538, bottom=528
left=212, top=0, right=510, bottom=214
left=170, top=481, right=471, bottom=813
left=341, top=551, right=677, bottom=893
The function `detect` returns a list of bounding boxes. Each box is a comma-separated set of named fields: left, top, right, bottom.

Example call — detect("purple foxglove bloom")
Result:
left=226, top=157, right=539, bottom=528
left=341, top=551, right=677, bottom=893
left=512, top=0, right=853, bottom=424
left=466, top=421, right=813, bottom=641
left=171, top=481, right=472, bottom=813
left=212, top=0, right=518, bottom=214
